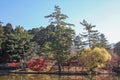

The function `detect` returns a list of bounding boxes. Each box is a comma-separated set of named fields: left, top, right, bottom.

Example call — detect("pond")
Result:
left=0, top=74, right=120, bottom=80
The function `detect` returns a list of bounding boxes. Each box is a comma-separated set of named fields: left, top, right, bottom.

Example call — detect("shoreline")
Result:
left=0, top=70, right=116, bottom=75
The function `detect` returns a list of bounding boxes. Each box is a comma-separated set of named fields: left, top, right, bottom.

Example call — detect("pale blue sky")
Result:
left=0, top=0, right=120, bottom=43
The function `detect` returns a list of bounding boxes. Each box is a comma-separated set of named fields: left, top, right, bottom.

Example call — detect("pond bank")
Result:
left=8, top=69, right=117, bottom=75
left=10, top=71, right=88, bottom=75
left=0, top=66, right=118, bottom=76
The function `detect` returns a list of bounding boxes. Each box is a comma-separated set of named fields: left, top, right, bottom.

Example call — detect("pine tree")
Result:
left=80, top=19, right=99, bottom=48
left=44, top=5, right=75, bottom=72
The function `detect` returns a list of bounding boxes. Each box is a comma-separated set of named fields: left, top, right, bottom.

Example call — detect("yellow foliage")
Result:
left=97, top=64, right=105, bottom=68
left=92, top=47, right=101, bottom=54
left=84, top=48, right=91, bottom=52
left=79, top=47, right=111, bottom=71
left=100, top=48, right=111, bottom=61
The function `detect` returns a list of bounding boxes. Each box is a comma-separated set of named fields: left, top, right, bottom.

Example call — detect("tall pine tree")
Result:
left=80, top=19, right=99, bottom=48
left=44, top=5, right=75, bottom=72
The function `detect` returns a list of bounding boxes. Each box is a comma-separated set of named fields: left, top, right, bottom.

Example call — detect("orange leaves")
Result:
left=27, top=57, right=47, bottom=71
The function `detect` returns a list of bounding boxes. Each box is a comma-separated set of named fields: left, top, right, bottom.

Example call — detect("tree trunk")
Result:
left=56, top=54, right=62, bottom=73
left=57, top=59, right=62, bottom=72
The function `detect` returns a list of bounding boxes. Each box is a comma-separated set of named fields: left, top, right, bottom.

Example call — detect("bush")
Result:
left=27, top=57, right=47, bottom=71
left=79, top=47, right=111, bottom=71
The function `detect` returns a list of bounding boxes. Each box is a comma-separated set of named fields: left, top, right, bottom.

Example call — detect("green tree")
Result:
left=0, top=22, right=5, bottom=55
left=4, top=23, right=13, bottom=34
left=114, top=41, right=120, bottom=56
left=28, top=27, right=40, bottom=36
left=1, top=26, right=34, bottom=61
left=0, top=24, right=4, bottom=38
left=30, top=27, right=49, bottom=47
left=93, top=33, right=110, bottom=49
left=0, top=23, right=13, bottom=56
left=73, top=35, right=83, bottom=49
left=80, top=20, right=99, bottom=48
left=44, top=5, right=75, bottom=72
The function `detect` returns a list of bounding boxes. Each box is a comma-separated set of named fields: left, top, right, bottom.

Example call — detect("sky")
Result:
left=0, top=0, right=120, bottom=43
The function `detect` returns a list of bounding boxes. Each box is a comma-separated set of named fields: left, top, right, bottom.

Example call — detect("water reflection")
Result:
left=0, top=74, right=120, bottom=80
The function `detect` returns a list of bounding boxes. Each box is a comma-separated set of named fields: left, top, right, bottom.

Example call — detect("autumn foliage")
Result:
left=79, top=47, right=111, bottom=71
left=7, top=62, right=20, bottom=67
left=27, top=57, right=47, bottom=71
left=107, top=52, right=120, bottom=71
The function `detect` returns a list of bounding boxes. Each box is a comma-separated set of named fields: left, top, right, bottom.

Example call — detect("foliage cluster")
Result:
left=0, top=24, right=35, bottom=62
left=79, top=47, right=111, bottom=71
left=27, top=57, right=47, bottom=71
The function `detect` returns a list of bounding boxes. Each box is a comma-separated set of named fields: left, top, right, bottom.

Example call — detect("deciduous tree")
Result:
left=79, top=47, right=111, bottom=72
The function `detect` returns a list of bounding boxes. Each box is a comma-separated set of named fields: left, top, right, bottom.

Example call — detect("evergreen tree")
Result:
left=80, top=20, right=99, bottom=48
left=73, top=35, right=83, bottom=49
left=0, top=23, right=4, bottom=44
left=94, top=33, right=110, bottom=49
left=114, top=41, right=120, bottom=56
left=4, top=23, right=13, bottom=34
left=44, top=5, right=75, bottom=72
left=1, top=26, right=34, bottom=61
left=0, top=22, right=4, bottom=55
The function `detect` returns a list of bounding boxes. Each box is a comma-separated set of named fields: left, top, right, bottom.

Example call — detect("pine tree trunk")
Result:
left=57, top=55, right=62, bottom=73
left=58, top=61, right=61, bottom=72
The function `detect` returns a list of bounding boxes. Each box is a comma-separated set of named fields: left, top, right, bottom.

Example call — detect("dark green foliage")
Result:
left=93, top=33, right=110, bottom=49
left=32, top=27, right=49, bottom=47
left=4, top=23, right=13, bottom=34
left=73, top=35, right=83, bottom=49
left=114, top=41, right=120, bottom=56
left=0, top=24, right=4, bottom=47
left=0, top=25, right=35, bottom=62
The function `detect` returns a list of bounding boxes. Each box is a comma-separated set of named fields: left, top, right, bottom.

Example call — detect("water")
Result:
left=0, top=74, right=120, bottom=80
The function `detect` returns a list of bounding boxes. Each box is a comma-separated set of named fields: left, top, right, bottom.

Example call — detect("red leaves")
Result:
left=108, top=53, right=120, bottom=67
left=7, top=62, right=20, bottom=67
left=105, top=52, right=120, bottom=72
left=27, top=57, right=47, bottom=71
